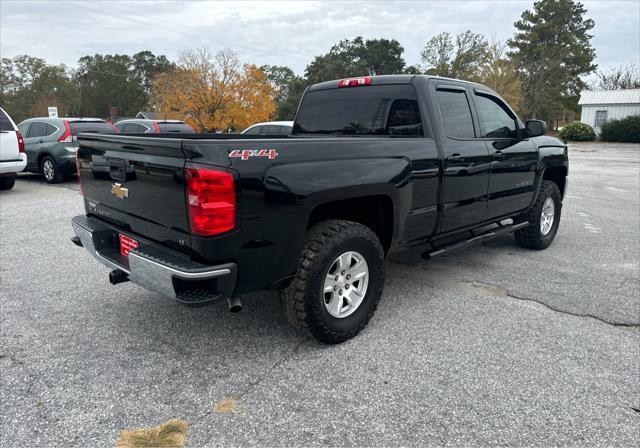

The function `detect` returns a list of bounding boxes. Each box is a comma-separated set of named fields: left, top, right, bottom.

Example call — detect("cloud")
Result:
left=1, top=0, right=637, bottom=73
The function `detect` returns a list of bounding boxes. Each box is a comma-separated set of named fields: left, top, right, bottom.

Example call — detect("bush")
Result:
left=600, top=115, right=640, bottom=143
left=559, top=122, right=596, bottom=141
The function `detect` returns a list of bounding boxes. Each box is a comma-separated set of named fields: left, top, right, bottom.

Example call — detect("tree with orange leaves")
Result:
left=150, top=48, right=275, bottom=132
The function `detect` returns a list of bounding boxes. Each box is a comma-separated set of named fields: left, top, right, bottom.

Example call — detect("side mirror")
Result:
left=525, top=120, right=547, bottom=137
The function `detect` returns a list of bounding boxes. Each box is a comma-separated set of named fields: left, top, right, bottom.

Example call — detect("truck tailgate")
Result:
left=77, top=134, right=191, bottom=252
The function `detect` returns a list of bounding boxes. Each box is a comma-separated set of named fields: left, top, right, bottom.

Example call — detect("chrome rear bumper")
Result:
left=71, top=215, right=237, bottom=304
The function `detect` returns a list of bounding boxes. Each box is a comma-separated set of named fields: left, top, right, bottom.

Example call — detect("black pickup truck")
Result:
left=71, top=75, right=568, bottom=344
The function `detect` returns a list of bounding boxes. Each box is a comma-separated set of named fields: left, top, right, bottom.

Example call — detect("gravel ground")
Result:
left=1, top=142, right=638, bottom=447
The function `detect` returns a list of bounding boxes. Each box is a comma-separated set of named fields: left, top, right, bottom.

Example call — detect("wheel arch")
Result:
left=307, top=195, right=395, bottom=252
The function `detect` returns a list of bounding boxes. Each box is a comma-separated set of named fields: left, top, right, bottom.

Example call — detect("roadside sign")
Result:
left=48, top=107, right=58, bottom=118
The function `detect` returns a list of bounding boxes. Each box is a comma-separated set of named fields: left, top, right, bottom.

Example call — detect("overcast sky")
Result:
left=1, top=0, right=638, bottom=75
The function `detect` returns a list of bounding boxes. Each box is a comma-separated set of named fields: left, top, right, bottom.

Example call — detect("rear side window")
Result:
left=45, top=123, right=58, bottom=136
left=28, top=121, right=47, bottom=138
left=0, top=109, right=14, bottom=131
left=260, top=125, right=282, bottom=135
left=68, top=121, right=117, bottom=134
left=294, top=84, right=424, bottom=136
left=475, top=94, right=518, bottom=139
left=158, top=123, right=195, bottom=133
left=436, top=89, right=475, bottom=139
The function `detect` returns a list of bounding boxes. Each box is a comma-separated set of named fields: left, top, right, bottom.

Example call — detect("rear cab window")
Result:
left=294, top=84, right=424, bottom=137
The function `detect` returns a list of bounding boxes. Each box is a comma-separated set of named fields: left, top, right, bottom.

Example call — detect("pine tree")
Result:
left=508, top=0, right=596, bottom=125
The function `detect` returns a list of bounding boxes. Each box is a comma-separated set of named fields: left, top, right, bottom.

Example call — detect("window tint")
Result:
left=595, top=110, right=608, bottom=127
left=0, top=109, right=14, bottom=131
left=68, top=121, right=117, bottom=134
left=259, top=125, right=281, bottom=135
left=122, top=123, right=142, bottom=133
left=294, top=84, right=423, bottom=136
left=436, top=89, right=475, bottom=139
left=28, top=121, right=47, bottom=138
left=158, top=122, right=195, bottom=133
left=18, top=123, right=30, bottom=135
left=45, top=123, right=58, bottom=136
left=243, top=126, right=260, bottom=135
left=115, top=123, right=126, bottom=132
left=278, top=125, right=292, bottom=135
left=475, top=94, right=518, bottom=138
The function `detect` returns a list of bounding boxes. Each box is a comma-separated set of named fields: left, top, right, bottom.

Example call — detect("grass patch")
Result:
left=213, top=398, right=237, bottom=413
left=116, top=418, right=189, bottom=448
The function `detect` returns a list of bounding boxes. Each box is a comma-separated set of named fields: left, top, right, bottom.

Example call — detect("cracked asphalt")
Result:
left=1, top=142, right=639, bottom=447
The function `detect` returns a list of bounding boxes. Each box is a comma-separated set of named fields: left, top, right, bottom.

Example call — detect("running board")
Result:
left=422, top=221, right=529, bottom=259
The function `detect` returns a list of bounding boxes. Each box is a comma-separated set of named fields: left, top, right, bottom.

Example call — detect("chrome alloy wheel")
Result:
left=43, top=159, right=55, bottom=182
left=540, top=197, right=555, bottom=235
left=322, top=251, right=369, bottom=318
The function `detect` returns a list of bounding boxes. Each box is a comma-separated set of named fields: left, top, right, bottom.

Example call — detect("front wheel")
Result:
left=280, top=220, right=385, bottom=344
left=514, top=180, right=562, bottom=250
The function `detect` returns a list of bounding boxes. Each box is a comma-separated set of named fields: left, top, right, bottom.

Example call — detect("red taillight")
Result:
left=16, top=131, right=25, bottom=153
left=153, top=121, right=161, bottom=133
left=338, top=76, right=372, bottom=88
left=58, top=120, right=72, bottom=143
left=186, top=167, right=236, bottom=236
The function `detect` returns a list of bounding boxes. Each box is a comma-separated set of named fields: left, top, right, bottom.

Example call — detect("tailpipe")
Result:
left=227, top=296, right=242, bottom=313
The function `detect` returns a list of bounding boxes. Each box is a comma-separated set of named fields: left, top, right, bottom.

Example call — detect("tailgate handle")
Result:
left=109, top=158, right=128, bottom=182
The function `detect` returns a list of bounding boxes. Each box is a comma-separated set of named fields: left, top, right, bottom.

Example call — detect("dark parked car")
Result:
left=114, top=119, right=195, bottom=134
left=17, top=117, right=117, bottom=183
left=72, top=75, right=568, bottom=344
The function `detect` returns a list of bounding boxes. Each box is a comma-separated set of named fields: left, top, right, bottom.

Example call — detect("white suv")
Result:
left=0, top=107, right=27, bottom=190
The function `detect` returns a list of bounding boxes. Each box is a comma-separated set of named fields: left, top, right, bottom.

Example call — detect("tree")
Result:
left=508, top=0, right=596, bottom=124
left=0, top=55, right=79, bottom=122
left=259, top=65, right=305, bottom=120
left=305, top=37, right=407, bottom=84
left=478, top=41, right=524, bottom=114
left=151, top=48, right=275, bottom=132
left=590, top=65, right=640, bottom=90
left=76, top=51, right=172, bottom=119
left=420, top=31, right=489, bottom=81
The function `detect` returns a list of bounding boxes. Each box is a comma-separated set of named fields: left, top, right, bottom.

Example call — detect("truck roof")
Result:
left=308, top=74, right=491, bottom=92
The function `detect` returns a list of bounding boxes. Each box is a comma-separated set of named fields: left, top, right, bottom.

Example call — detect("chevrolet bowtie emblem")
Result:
left=111, top=183, right=128, bottom=199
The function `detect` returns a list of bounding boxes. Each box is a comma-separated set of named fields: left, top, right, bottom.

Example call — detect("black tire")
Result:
left=41, top=156, right=64, bottom=184
left=514, top=180, right=562, bottom=250
left=280, top=220, right=385, bottom=344
left=0, top=175, right=16, bottom=190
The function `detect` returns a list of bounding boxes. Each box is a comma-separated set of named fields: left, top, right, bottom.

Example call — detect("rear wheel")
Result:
left=41, top=156, right=63, bottom=184
left=0, top=174, right=16, bottom=190
left=280, top=220, right=385, bottom=344
left=514, top=180, right=562, bottom=249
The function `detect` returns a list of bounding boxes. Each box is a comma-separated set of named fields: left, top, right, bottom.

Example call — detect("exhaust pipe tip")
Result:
left=227, top=296, right=242, bottom=313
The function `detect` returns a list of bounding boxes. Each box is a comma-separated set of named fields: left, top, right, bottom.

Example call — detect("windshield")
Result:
left=294, top=84, right=423, bottom=137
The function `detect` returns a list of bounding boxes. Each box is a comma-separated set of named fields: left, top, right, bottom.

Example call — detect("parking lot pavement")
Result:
left=1, top=143, right=638, bottom=447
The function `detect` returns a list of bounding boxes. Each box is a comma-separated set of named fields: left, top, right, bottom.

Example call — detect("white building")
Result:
left=578, top=89, right=640, bottom=133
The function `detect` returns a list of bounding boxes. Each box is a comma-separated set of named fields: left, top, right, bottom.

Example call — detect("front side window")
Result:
left=475, top=94, right=518, bottom=139
left=294, top=84, right=423, bottom=137
left=436, top=89, right=475, bottom=139
left=595, top=110, right=608, bottom=127
left=27, top=121, right=46, bottom=138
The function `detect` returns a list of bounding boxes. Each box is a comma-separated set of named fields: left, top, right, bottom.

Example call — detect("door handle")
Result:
left=39, top=139, right=44, bottom=143
left=492, top=151, right=505, bottom=159
left=446, top=154, right=465, bottom=163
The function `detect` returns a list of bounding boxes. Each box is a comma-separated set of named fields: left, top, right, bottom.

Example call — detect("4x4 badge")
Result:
left=229, top=149, right=278, bottom=160
left=111, top=183, right=128, bottom=199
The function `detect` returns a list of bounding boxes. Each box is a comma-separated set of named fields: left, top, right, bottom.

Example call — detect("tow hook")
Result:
left=109, top=269, right=129, bottom=285
left=227, top=296, right=242, bottom=313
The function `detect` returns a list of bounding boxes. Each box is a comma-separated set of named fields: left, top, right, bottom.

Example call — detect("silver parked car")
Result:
left=114, top=119, right=195, bottom=134
left=241, top=121, right=293, bottom=135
